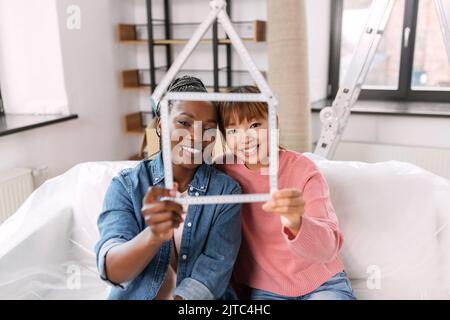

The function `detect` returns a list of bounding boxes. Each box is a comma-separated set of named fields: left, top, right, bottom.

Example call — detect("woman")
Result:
left=95, top=76, right=242, bottom=300
left=216, top=86, right=356, bottom=300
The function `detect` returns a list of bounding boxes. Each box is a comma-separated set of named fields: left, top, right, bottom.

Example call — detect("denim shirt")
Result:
left=95, top=153, right=242, bottom=300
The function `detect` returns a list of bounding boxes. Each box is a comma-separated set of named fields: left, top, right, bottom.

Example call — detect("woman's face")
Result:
left=223, top=116, right=269, bottom=166
left=161, top=100, right=217, bottom=169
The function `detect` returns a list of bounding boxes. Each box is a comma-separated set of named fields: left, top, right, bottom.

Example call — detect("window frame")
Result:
left=328, top=0, right=450, bottom=103
left=0, top=85, right=4, bottom=116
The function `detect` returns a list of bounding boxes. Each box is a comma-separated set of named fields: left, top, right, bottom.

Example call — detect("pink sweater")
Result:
left=217, top=150, right=344, bottom=296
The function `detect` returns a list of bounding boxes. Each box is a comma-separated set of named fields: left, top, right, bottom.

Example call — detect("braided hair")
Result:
left=152, top=75, right=208, bottom=117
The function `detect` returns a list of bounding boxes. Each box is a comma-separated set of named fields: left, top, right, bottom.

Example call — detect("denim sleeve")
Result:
left=95, top=174, right=140, bottom=289
left=97, top=238, right=132, bottom=289
left=173, top=185, right=242, bottom=300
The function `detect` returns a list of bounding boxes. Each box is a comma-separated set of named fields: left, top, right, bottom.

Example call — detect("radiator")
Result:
left=0, top=168, right=34, bottom=224
left=335, top=142, right=450, bottom=180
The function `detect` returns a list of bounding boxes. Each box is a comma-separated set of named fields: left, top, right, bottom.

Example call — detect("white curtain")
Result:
left=0, top=0, right=68, bottom=115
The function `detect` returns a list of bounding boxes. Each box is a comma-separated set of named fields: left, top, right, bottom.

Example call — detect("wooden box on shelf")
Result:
left=124, top=112, right=145, bottom=135
left=122, top=70, right=148, bottom=90
left=117, top=24, right=138, bottom=43
left=125, top=111, right=154, bottom=133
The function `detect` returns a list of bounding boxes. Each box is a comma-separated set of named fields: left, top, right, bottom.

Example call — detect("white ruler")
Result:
left=164, top=92, right=268, bottom=102
left=160, top=193, right=271, bottom=205
left=152, top=0, right=279, bottom=206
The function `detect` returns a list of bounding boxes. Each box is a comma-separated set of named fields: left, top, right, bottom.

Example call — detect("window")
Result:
left=329, top=0, right=450, bottom=102
left=412, top=0, right=450, bottom=91
left=0, top=85, right=4, bottom=116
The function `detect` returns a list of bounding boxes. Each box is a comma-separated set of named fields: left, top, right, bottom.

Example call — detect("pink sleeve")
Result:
left=282, top=166, right=343, bottom=263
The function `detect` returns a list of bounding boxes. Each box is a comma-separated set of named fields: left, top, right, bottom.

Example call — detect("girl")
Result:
left=95, top=76, right=242, bottom=300
left=216, top=86, right=356, bottom=300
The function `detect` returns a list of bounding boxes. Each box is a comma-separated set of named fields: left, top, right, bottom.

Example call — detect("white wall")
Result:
left=0, top=0, right=331, bottom=185
left=0, top=0, right=140, bottom=184
left=312, top=112, right=450, bottom=152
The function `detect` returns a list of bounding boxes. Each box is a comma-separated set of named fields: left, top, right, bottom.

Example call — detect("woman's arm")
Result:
left=105, top=187, right=183, bottom=285
left=104, top=228, right=162, bottom=285
left=96, top=175, right=183, bottom=288
left=263, top=171, right=343, bottom=263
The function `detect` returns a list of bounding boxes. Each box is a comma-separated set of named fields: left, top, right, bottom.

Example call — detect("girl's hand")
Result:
left=262, top=188, right=305, bottom=237
left=141, top=183, right=184, bottom=242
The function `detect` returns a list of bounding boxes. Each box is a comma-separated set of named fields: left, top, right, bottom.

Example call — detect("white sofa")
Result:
left=0, top=156, right=449, bottom=300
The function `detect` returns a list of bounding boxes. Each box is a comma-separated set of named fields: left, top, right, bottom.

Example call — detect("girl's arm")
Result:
left=263, top=170, right=343, bottom=263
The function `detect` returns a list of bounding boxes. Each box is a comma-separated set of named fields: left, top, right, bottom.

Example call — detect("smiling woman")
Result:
left=95, top=75, right=243, bottom=300
left=150, top=76, right=219, bottom=172
left=169, top=105, right=218, bottom=167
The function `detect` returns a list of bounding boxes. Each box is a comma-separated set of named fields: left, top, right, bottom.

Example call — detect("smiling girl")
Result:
left=216, top=86, right=356, bottom=300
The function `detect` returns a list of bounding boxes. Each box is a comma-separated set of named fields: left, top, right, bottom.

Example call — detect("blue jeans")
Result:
left=249, top=271, right=357, bottom=300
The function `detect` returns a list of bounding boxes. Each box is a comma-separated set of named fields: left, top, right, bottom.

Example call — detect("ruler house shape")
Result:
left=150, top=0, right=279, bottom=205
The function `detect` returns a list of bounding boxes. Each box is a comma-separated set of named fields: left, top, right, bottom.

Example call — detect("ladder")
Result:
left=314, top=0, right=450, bottom=159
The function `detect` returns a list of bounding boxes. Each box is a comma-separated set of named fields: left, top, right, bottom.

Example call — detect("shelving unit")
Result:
left=121, top=0, right=267, bottom=160
left=117, top=20, right=266, bottom=44
left=121, top=68, right=265, bottom=91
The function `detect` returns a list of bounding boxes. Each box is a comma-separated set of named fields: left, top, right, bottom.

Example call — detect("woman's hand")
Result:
left=142, top=184, right=184, bottom=242
left=262, top=188, right=305, bottom=237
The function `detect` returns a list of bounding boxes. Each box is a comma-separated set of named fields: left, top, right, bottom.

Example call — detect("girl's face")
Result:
left=224, top=116, right=269, bottom=166
left=160, top=100, right=217, bottom=169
